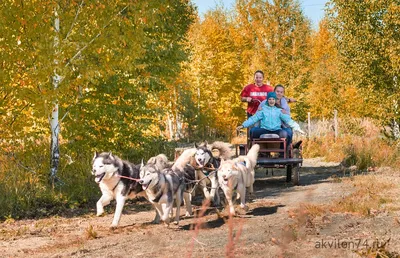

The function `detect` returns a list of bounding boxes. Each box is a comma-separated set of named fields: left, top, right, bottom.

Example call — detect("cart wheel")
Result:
left=286, top=165, right=292, bottom=182
left=293, top=165, right=300, bottom=186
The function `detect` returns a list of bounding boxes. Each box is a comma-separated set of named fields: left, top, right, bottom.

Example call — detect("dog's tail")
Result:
left=210, top=141, right=232, bottom=160
left=246, top=144, right=260, bottom=168
left=147, top=154, right=170, bottom=170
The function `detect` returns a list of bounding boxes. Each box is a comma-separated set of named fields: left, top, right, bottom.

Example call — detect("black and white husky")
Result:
left=139, top=150, right=196, bottom=225
left=193, top=141, right=232, bottom=206
left=92, top=152, right=146, bottom=228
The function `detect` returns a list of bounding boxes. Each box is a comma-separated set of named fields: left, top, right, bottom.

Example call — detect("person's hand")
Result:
left=281, top=109, right=288, bottom=114
left=246, top=97, right=252, bottom=103
left=295, top=128, right=306, bottom=135
left=236, top=125, right=244, bottom=131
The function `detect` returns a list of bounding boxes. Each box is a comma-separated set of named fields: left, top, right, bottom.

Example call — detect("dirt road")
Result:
left=1, top=158, right=399, bottom=257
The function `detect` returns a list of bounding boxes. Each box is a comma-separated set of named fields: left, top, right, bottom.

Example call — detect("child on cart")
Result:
left=236, top=92, right=305, bottom=150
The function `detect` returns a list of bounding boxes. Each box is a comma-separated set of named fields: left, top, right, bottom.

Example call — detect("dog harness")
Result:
left=236, top=161, right=247, bottom=167
left=151, top=173, right=166, bottom=203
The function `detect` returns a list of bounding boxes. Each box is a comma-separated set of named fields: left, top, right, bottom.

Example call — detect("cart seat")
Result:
left=259, top=134, right=280, bottom=139
left=252, top=135, right=287, bottom=158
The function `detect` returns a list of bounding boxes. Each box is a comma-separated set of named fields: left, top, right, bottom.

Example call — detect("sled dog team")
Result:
left=91, top=141, right=260, bottom=228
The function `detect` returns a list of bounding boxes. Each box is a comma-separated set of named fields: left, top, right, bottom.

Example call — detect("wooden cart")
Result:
left=238, top=133, right=303, bottom=185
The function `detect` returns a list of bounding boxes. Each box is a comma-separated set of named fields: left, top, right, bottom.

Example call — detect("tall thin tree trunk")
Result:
left=393, top=98, right=399, bottom=140
left=393, top=77, right=400, bottom=140
left=167, top=113, right=174, bottom=140
left=50, top=5, right=61, bottom=185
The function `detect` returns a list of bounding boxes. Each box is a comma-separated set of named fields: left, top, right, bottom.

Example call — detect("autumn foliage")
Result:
left=0, top=0, right=399, bottom=219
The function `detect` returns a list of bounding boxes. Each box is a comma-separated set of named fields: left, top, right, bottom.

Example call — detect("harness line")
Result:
left=184, top=169, right=219, bottom=194
left=117, top=175, right=141, bottom=182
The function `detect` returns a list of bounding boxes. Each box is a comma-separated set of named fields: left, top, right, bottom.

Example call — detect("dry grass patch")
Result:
left=331, top=174, right=398, bottom=216
left=284, top=169, right=400, bottom=243
left=294, top=172, right=399, bottom=219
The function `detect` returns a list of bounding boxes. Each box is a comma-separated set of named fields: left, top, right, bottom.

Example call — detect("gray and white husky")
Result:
left=139, top=150, right=196, bottom=225
left=193, top=141, right=232, bottom=206
left=92, top=152, right=146, bottom=228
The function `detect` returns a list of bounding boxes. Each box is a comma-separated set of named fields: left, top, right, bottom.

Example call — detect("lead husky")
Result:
left=92, top=152, right=146, bottom=228
left=139, top=149, right=196, bottom=225
left=218, top=144, right=260, bottom=215
left=193, top=141, right=232, bottom=206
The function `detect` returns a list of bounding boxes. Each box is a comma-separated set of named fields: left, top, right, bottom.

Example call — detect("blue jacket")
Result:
left=242, top=105, right=301, bottom=131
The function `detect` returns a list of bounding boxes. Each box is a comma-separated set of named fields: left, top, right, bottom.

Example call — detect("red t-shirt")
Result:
left=240, top=84, right=273, bottom=115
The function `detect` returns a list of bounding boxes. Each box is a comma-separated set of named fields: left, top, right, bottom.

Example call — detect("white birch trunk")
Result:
left=393, top=99, right=400, bottom=140
left=167, top=113, right=174, bottom=140
left=50, top=6, right=61, bottom=184
left=393, top=76, right=400, bottom=140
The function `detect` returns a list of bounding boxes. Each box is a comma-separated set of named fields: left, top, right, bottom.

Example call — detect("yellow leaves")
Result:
left=217, top=107, right=225, bottom=114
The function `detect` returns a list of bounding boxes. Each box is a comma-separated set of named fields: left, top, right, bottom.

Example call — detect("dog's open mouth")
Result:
left=141, top=179, right=152, bottom=190
left=196, top=160, right=204, bottom=168
left=95, top=173, right=106, bottom=183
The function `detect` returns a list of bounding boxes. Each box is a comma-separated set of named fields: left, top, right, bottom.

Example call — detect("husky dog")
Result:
left=147, top=154, right=173, bottom=170
left=192, top=141, right=232, bottom=206
left=218, top=144, right=260, bottom=215
left=92, top=152, right=145, bottom=228
left=139, top=149, right=196, bottom=225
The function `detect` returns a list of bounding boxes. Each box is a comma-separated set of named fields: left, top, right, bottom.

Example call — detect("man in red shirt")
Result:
left=240, top=70, right=273, bottom=117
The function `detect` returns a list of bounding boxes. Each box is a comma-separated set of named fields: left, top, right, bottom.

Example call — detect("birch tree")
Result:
left=0, top=0, right=195, bottom=183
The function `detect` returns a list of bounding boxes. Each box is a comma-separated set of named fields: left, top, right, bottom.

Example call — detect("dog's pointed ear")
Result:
left=140, top=159, right=144, bottom=169
left=108, top=152, right=114, bottom=160
left=93, top=151, right=99, bottom=159
left=204, top=140, right=208, bottom=146
left=194, top=142, right=198, bottom=148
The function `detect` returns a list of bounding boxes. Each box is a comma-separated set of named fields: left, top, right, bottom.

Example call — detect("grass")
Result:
left=294, top=173, right=399, bottom=219
left=85, top=224, right=98, bottom=240
left=301, top=118, right=400, bottom=170
left=0, top=150, right=99, bottom=221
left=302, top=135, right=400, bottom=170
left=354, top=238, right=400, bottom=258
left=331, top=174, right=396, bottom=216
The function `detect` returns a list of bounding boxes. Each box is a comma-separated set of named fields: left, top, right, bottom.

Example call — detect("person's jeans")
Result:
left=282, top=127, right=293, bottom=147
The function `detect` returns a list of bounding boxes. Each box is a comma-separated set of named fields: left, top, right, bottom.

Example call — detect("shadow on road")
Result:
left=253, top=164, right=341, bottom=198
left=248, top=204, right=285, bottom=216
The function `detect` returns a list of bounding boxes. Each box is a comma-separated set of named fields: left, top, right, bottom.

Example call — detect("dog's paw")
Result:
left=109, top=224, right=118, bottom=230
left=96, top=212, right=105, bottom=217
left=173, top=220, right=179, bottom=225
left=185, top=211, right=193, bottom=217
